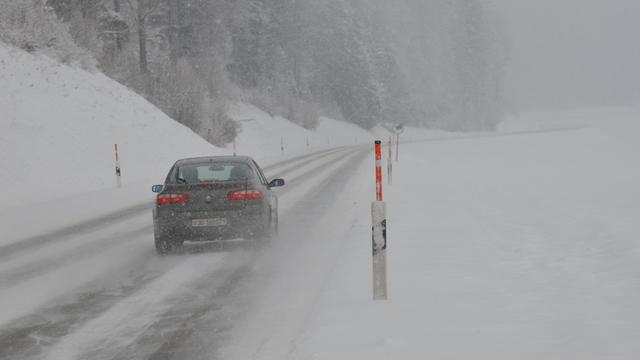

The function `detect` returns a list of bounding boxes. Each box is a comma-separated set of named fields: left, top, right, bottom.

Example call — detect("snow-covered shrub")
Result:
left=248, top=90, right=319, bottom=130
left=247, top=90, right=279, bottom=118
left=285, top=98, right=320, bottom=130
left=148, top=59, right=207, bottom=131
left=204, top=101, right=238, bottom=146
left=0, top=0, right=95, bottom=69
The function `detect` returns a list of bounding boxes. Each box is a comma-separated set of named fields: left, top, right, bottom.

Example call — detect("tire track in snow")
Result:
left=0, top=203, right=152, bottom=262
left=118, top=262, right=252, bottom=360
left=263, top=147, right=347, bottom=173
left=244, top=149, right=371, bottom=360
left=44, top=252, right=229, bottom=360
left=0, top=224, right=152, bottom=288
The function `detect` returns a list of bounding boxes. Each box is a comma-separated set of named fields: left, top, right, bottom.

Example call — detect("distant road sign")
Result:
left=392, top=123, right=405, bottom=134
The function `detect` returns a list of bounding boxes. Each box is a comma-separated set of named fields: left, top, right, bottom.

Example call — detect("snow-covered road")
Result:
left=0, top=146, right=370, bottom=359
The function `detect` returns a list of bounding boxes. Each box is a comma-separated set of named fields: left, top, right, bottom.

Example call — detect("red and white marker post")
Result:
left=372, top=140, right=388, bottom=300
left=114, top=144, right=122, bottom=188
left=395, top=133, right=400, bottom=162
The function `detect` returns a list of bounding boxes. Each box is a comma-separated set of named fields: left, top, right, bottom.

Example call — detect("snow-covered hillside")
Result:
left=227, top=103, right=375, bottom=162
left=0, top=43, right=397, bottom=211
left=0, top=44, right=222, bottom=210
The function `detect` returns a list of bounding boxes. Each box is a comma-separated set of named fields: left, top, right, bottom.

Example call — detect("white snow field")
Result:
left=240, top=110, right=638, bottom=360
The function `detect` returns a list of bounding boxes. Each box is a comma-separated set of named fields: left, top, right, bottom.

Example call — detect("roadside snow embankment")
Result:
left=0, top=45, right=221, bottom=209
left=226, top=103, right=375, bottom=164
left=0, top=44, right=223, bottom=244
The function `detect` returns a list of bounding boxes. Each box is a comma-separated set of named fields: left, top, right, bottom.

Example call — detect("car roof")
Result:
left=175, top=156, right=254, bottom=165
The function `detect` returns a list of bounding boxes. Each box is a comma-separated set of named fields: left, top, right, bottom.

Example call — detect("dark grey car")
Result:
left=151, top=156, right=284, bottom=254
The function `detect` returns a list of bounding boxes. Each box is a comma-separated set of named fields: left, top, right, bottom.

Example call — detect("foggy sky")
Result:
left=491, top=0, right=640, bottom=112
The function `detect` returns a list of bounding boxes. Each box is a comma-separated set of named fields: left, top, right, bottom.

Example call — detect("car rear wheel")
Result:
left=250, top=213, right=274, bottom=245
left=271, top=199, right=279, bottom=235
left=155, top=236, right=183, bottom=255
left=273, top=207, right=279, bottom=234
left=155, top=236, right=172, bottom=255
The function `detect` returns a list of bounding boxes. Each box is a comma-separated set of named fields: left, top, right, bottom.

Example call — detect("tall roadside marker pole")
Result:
left=372, top=140, right=388, bottom=300
left=387, top=137, right=393, bottom=185
left=392, top=123, right=404, bottom=162
left=114, top=144, right=122, bottom=188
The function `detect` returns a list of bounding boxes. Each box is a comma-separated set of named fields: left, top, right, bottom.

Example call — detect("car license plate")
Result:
left=191, top=218, right=227, bottom=227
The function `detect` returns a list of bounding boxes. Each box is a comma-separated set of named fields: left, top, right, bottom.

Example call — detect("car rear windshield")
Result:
left=170, top=162, right=255, bottom=184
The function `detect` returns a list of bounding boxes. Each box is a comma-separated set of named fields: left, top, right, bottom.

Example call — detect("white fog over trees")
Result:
left=494, top=0, right=640, bottom=112
left=1, top=0, right=508, bottom=141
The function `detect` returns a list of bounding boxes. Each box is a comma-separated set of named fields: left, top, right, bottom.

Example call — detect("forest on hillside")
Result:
left=1, top=0, right=508, bottom=143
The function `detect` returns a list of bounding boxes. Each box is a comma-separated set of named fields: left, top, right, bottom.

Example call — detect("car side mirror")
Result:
left=152, top=184, right=164, bottom=193
left=269, top=178, right=285, bottom=188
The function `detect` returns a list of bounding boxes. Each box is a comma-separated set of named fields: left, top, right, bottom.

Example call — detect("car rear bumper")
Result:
left=154, top=207, right=268, bottom=241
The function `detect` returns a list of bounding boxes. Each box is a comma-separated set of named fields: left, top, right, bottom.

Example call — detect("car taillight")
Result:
left=157, top=193, right=190, bottom=205
left=227, top=189, right=262, bottom=201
